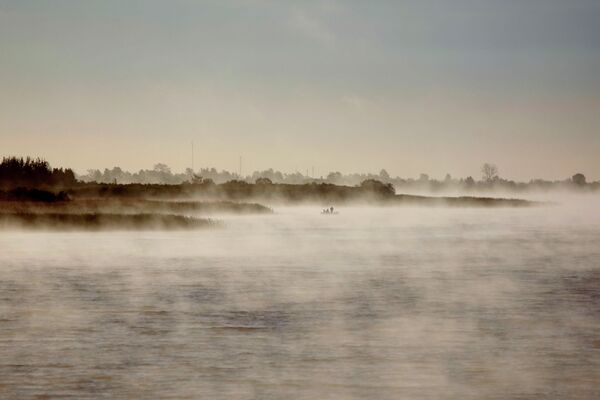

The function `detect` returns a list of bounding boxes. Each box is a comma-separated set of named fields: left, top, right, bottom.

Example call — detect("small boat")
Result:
left=321, top=207, right=339, bottom=215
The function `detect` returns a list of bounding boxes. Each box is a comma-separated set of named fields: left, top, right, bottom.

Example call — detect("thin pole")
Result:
left=191, top=141, right=194, bottom=173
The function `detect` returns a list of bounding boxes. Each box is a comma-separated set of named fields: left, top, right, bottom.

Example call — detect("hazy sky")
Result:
left=1, top=0, right=599, bottom=180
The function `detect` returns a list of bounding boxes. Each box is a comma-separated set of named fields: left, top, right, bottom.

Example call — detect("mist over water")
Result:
left=1, top=199, right=600, bottom=399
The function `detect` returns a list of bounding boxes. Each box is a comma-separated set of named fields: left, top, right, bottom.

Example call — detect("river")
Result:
left=1, top=198, right=599, bottom=399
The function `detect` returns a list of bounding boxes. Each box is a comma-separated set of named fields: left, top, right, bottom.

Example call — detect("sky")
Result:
left=1, top=0, right=599, bottom=181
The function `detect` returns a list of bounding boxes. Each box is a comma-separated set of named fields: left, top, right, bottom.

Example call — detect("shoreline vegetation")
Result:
left=0, top=197, right=273, bottom=215
left=0, top=156, right=543, bottom=230
left=0, top=213, right=216, bottom=231
left=66, top=181, right=539, bottom=207
left=1, top=183, right=537, bottom=206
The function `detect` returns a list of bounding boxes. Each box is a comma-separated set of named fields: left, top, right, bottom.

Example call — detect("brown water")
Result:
left=1, top=203, right=599, bottom=399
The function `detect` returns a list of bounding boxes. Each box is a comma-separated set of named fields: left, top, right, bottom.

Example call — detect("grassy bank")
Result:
left=0, top=199, right=272, bottom=215
left=0, top=213, right=217, bottom=231
left=393, top=194, right=537, bottom=207
left=1, top=180, right=538, bottom=215
left=66, top=182, right=537, bottom=207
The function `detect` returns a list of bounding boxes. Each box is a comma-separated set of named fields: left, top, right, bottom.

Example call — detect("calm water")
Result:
left=1, top=201, right=599, bottom=399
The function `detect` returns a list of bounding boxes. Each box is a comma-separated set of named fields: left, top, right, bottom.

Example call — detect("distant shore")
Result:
left=57, top=181, right=539, bottom=207
left=393, top=194, right=537, bottom=207
left=0, top=185, right=538, bottom=231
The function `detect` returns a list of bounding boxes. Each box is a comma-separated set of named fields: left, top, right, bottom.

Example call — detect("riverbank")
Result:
left=0, top=212, right=217, bottom=231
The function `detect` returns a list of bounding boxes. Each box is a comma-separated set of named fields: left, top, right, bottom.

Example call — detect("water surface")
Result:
left=1, top=202, right=599, bottom=399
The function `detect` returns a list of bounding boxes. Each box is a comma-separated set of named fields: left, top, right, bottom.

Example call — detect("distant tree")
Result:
left=327, top=171, right=343, bottom=183
left=188, top=174, right=215, bottom=185
left=572, top=173, right=586, bottom=186
left=419, top=173, right=429, bottom=182
left=191, top=174, right=204, bottom=184
left=464, top=176, right=475, bottom=186
left=255, top=177, right=273, bottom=185
left=481, top=163, right=498, bottom=182
left=444, top=173, right=452, bottom=183
left=86, top=169, right=103, bottom=182
left=51, top=167, right=76, bottom=187
left=379, top=169, right=390, bottom=180
left=153, top=163, right=171, bottom=174
left=360, top=179, right=395, bottom=196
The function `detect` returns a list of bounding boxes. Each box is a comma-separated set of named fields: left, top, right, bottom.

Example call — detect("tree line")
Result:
left=79, top=162, right=597, bottom=192
left=0, top=157, right=76, bottom=190
left=1, top=156, right=597, bottom=193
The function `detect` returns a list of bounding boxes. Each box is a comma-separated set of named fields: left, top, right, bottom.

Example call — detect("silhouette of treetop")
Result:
left=0, top=156, right=76, bottom=190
